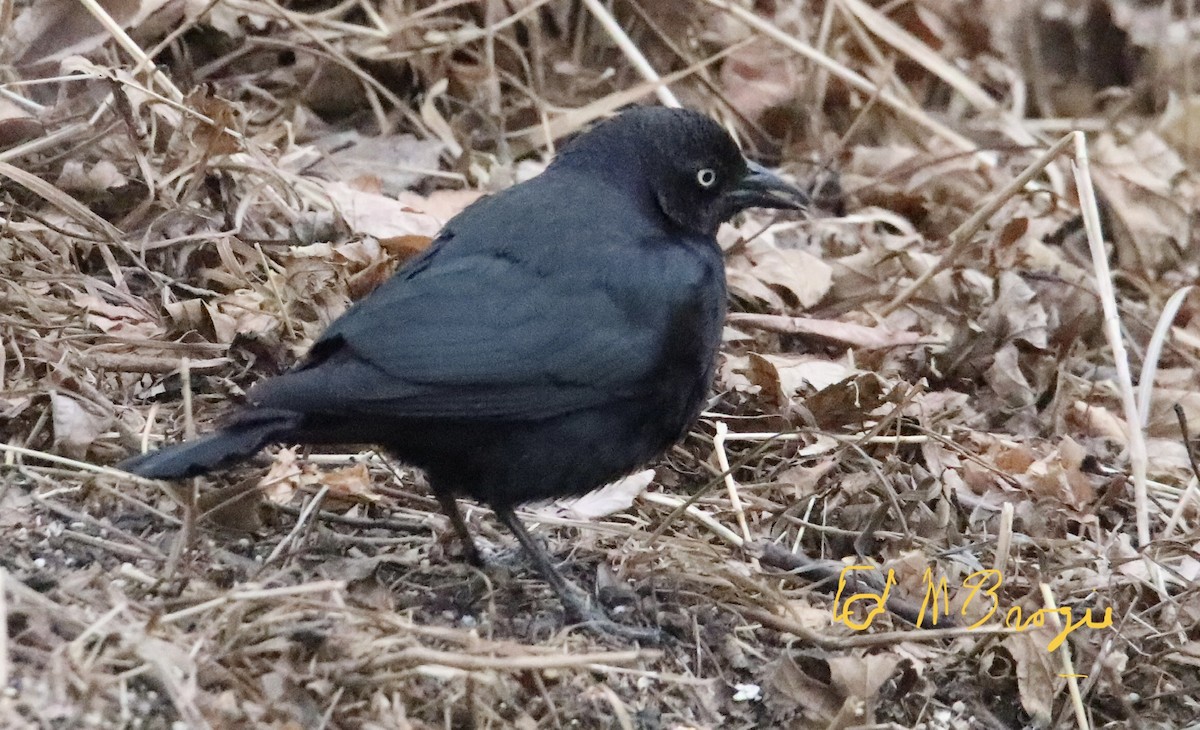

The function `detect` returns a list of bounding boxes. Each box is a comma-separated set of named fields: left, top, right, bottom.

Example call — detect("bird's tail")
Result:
left=120, top=409, right=302, bottom=480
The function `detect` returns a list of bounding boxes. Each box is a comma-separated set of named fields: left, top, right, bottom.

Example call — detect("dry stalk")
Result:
left=1137, top=285, right=1196, bottom=425
left=713, top=422, right=752, bottom=546
left=880, top=132, right=1075, bottom=316
left=1038, top=584, right=1090, bottom=730
left=704, top=0, right=975, bottom=151
left=256, top=485, right=329, bottom=574
left=993, top=502, right=1014, bottom=574
left=76, top=0, right=184, bottom=103
left=641, top=491, right=744, bottom=548
left=1069, top=133, right=1154, bottom=567
left=579, top=0, right=679, bottom=108
left=160, top=580, right=347, bottom=624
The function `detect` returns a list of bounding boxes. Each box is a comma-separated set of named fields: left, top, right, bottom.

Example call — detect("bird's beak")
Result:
left=728, top=160, right=809, bottom=212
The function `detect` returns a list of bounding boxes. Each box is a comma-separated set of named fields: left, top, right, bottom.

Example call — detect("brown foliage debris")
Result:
left=1, top=0, right=1199, bottom=728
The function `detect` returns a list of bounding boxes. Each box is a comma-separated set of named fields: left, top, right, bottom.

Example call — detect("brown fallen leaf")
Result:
left=259, top=448, right=309, bottom=505
left=1003, top=629, right=1059, bottom=726
left=50, top=391, right=110, bottom=459
left=741, top=238, right=833, bottom=309
left=719, top=43, right=801, bottom=122
left=827, top=653, right=902, bottom=722
left=318, top=462, right=381, bottom=507
left=0, top=97, right=43, bottom=146
left=745, top=353, right=858, bottom=408
left=320, top=181, right=444, bottom=240
left=763, top=653, right=842, bottom=725
left=802, top=372, right=891, bottom=430
left=1069, top=401, right=1130, bottom=444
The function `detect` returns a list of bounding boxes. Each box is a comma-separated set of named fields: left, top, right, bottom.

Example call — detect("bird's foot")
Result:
left=494, top=506, right=665, bottom=642
left=548, top=568, right=665, bottom=643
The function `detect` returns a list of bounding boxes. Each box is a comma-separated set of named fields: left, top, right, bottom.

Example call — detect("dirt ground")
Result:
left=2, top=0, right=1199, bottom=728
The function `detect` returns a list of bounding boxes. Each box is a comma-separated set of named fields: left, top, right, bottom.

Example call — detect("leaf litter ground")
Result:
left=1, top=1, right=1199, bottom=728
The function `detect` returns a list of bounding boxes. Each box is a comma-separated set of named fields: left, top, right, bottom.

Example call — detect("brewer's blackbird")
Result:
left=122, top=106, right=808, bottom=639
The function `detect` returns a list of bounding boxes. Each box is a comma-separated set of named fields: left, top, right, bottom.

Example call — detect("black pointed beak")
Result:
left=727, top=160, right=809, bottom=212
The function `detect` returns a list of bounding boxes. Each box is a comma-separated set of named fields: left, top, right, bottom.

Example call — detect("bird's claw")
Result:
left=555, top=584, right=665, bottom=643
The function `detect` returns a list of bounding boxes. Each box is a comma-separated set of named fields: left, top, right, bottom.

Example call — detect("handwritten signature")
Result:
left=831, top=565, right=1112, bottom=653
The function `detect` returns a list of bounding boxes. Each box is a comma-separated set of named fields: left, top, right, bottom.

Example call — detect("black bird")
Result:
left=122, top=106, right=808, bottom=638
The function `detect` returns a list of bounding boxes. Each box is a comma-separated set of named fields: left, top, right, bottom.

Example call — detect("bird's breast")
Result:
left=625, top=241, right=726, bottom=440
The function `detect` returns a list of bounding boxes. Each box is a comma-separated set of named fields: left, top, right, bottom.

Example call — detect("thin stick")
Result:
left=641, top=492, right=744, bottom=548
left=160, top=580, right=347, bottom=623
left=880, top=132, right=1075, bottom=316
left=341, top=649, right=652, bottom=677
left=1070, top=132, right=1151, bottom=553
left=579, top=0, right=680, bottom=107
left=1137, top=285, right=1195, bottom=425
left=1038, top=584, right=1090, bottom=730
left=181, top=357, right=195, bottom=440
left=168, top=357, right=197, bottom=580
left=993, top=502, right=1014, bottom=574
left=713, top=422, right=752, bottom=546
left=704, top=0, right=974, bottom=151
left=76, top=0, right=184, bottom=102
left=257, top=486, right=329, bottom=573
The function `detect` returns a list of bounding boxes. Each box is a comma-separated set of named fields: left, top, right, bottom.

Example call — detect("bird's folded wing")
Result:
left=249, top=254, right=661, bottom=420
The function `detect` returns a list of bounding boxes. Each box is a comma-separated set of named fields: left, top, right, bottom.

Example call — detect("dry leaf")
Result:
left=50, top=391, right=109, bottom=459
left=1069, top=401, right=1130, bottom=444
left=828, top=653, right=902, bottom=710
left=720, top=44, right=801, bottom=122
left=259, top=448, right=307, bottom=504
left=763, top=654, right=842, bottom=724
left=310, top=132, right=444, bottom=195
left=72, top=291, right=161, bottom=338
left=742, top=239, right=833, bottom=309
left=985, top=343, right=1035, bottom=408
left=543, top=469, right=654, bottom=521
left=0, top=97, right=43, bottom=146
left=726, top=266, right=787, bottom=310
left=320, top=181, right=441, bottom=240
left=1003, top=631, right=1059, bottom=726
left=745, top=353, right=858, bottom=407
left=802, top=372, right=890, bottom=430
left=12, top=0, right=174, bottom=68
left=776, top=459, right=836, bottom=499
left=319, top=463, right=381, bottom=506
left=1159, top=93, right=1200, bottom=159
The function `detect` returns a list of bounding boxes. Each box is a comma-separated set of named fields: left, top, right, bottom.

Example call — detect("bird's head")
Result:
left=554, top=106, right=809, bottom=236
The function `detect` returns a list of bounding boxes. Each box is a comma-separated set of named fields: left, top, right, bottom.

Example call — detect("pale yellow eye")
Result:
left=696, top=168, right=717, bottom=188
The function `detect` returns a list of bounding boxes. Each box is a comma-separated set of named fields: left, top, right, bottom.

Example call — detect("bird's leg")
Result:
left=493, top=505, right=663, bottom=643
left=435, top=493, right=485, bottom=568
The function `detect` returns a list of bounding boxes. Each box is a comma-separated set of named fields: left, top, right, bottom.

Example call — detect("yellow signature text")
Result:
left=831, top=565, right=1113, bottom=653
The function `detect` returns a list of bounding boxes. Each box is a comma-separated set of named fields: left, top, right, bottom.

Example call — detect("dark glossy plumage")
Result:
left=122, top=106, right=808, bottom=638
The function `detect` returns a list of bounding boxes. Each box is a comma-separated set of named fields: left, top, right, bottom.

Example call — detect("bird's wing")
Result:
left=249, top=252, right=666, bottom=420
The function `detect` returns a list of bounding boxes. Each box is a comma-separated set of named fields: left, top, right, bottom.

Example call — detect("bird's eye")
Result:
left=696, top=168, right=717, bottom=188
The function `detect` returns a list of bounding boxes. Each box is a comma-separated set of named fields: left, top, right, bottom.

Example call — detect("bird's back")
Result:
left=250, top=163, right=728, bottom=506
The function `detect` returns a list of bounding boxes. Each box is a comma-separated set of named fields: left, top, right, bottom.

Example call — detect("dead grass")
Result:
left=2, top=0, right=1200, bottom=728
